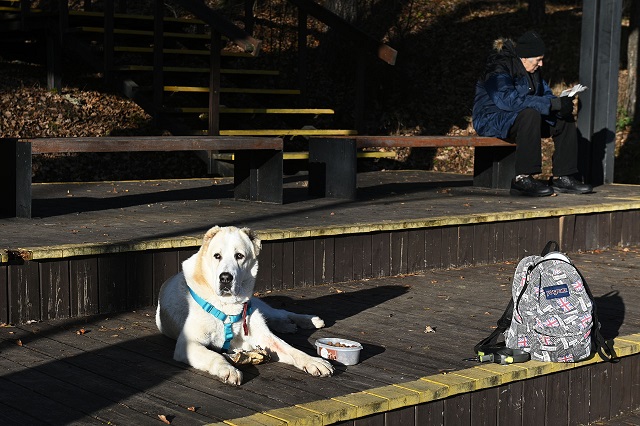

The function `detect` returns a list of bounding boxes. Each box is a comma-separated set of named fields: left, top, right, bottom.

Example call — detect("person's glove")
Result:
left=550, top=97, right=574, bottom=118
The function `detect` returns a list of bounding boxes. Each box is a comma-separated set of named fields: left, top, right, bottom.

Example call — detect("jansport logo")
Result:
left=544, top=284, right=570, bottom=299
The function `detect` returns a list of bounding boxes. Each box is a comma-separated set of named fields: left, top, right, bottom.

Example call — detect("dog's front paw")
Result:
left=214, top=364, right=243, bottom=385
left=302, top=357, right=334, bottom=377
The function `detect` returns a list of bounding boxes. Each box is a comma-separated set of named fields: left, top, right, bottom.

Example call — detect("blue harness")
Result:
left=188, top=286, right=253, bottom=351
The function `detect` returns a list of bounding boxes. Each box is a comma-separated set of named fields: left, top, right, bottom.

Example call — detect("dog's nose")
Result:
left=219, top=272, right=233, bottom=292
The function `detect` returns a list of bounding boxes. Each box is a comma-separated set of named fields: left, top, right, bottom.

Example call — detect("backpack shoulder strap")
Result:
left=541, top=240, right=561, bottom=256
left=474, top=298, right=513, bottom=355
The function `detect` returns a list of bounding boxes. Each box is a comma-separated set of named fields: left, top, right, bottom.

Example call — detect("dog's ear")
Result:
left=241, top=227, right=262, bottom=257
left=202, top=226, right=221, bottom=246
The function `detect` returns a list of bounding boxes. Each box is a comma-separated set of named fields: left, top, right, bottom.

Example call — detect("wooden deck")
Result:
left=0, top=246, right=639, bottom=425
left=1, top=170, right=640, bottom=425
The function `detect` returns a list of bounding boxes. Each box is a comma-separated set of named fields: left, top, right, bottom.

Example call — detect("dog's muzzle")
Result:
left=219, top=272, right=233, bottom=293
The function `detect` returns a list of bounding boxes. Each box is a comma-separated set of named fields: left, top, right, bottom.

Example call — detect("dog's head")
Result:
left=183, top=226, right=261, bottom=303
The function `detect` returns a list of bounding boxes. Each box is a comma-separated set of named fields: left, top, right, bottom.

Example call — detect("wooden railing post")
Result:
left=46, top=0, right=67, bottom=91
left=208, top=30, right=222, bottom=136
left=153, top=0, right=164, bottom=126
left=297, top=9, right=308, bottom=108
left=354, top=51, right=366, bottom=133
left=19, top=0, right=30, bottom=27
left=103, top=0, right=114, bottom=87
left=244, top=0, right=255, bottom=36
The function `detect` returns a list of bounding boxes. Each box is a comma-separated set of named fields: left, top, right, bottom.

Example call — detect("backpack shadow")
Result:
left=594, top=290, right=625, bottom=340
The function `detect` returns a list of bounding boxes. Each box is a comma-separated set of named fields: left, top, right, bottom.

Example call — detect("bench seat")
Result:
left=0, top=136, right=284, bottom=218
left=308, top=136, right=516, bottom=198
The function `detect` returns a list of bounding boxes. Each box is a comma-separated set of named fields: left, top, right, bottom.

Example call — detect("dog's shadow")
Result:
left=259, top=285, right=409, bottom=365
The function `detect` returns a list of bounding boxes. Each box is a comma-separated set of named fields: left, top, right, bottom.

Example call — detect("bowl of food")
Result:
left=315, top=337, right=363, bottom=365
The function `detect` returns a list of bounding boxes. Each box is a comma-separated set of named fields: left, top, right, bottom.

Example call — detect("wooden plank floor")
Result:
left=1, top=246, right=638, bottom=425
left=2, top=170, right=640, bottom=252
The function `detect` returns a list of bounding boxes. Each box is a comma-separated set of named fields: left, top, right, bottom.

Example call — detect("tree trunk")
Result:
left=528, top=0, right=546, bottom=25
left=627, top=0, right=640, bottom=126
left=324, top=0, right=358, bottom=23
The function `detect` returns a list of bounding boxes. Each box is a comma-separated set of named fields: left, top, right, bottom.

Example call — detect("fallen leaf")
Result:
left=158, top=414, right=171, bottom=424
left=424, top=325, right=436, bottom=333
left=76, top=328, right=87, bottom=335
left=16, top=339, right=23, bottom=346
left=187, top=406, right=197, bottom=412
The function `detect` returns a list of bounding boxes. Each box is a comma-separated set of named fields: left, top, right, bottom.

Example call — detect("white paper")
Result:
left=560, top=84, right=587, bottom=97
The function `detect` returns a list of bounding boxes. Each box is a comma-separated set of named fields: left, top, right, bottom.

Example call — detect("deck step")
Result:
left=218, top=129, right=357, bottom=136
left=192, top=129, right=357, bottom=136
left=69, top=10, right=205, bottom=25
left=78, top=26, right=210, bottom=40
left=114, top=46, right=253, bottom=57
left=115, top=65, right=279, bottom=75
left=211, top=151, right=395, bottom=161
left=164, top=86, right=301, bottom=95
left=166, top=107, right=333, bottom=115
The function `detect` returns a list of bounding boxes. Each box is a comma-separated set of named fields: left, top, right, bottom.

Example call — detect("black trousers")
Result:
left=508, top=108, right=579, bottom=177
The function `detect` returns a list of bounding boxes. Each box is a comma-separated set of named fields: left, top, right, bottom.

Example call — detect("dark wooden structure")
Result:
left=0, top=170, right=639, bottom=424
left=1, top=241, right=639, bottom=425
left=0, top=136, right=284, bottom=218
left=578, top=0, right=623, bottom=186
left=308, top=136, right=515, bottom=198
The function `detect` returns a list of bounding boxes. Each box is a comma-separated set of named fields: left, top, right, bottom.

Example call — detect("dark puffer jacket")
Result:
left=472, top=38, right=556, bottom=139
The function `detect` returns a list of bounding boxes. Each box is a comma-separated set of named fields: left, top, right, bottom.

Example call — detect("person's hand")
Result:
left=559, top=96, right=574, bottom=117
left=550, top=96, right=574, bottom=118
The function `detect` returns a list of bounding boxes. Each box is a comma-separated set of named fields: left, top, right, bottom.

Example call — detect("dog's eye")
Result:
left=235, top=253, right=244, bottom=260
left=213, top=253, right=222, bottom=260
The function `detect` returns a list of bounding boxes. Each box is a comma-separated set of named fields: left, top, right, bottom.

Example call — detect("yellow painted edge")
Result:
left=358, top=151, right=396, bottom=158
left=210, top=336, right=640, bottom=425
left=294, top=399, right=358, bottom=424
left=421, top=372, right=476, bottom=394
left=449, top=367, right=502, bottom=389
left=331, top=392, right=389, bottom=417
left=164, top=86, right=300, bottom=95
left=69, top=10, right=206, bottom=25
left=473, top=362, right=531, bottom=384
left=204, top=412, right=287, bottom=425
left=392, top=379, right=450, bottom=403
left=14, top=200, right=640, bottom=260
left=219, top=129, right=357, bottom=136
left=259, top=405, right=323, bottom=425
left=362, top=385, right=421, bottom=410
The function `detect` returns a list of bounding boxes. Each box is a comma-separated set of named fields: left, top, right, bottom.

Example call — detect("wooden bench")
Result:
left=308, top=136, right=515, bottom=198
left=0, top=136, right=283, bottom=218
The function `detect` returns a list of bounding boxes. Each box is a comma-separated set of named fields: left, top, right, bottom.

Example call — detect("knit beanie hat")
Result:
left=515, top=30, right=545, bottom=58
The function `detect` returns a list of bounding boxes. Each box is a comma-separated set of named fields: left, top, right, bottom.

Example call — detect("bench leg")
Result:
left=473, top=146, right=516, bottom=189
left=308, top=138, right=357, bottom=199
left=0, top=139, right=32, bottom=218
left=233, top=150, right=283, bottom=204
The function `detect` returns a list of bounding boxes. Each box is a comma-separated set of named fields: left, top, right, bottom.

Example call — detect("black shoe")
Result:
left=550, top=175, right=593, bottom=194
left=510, top=175, right=554, bottom=197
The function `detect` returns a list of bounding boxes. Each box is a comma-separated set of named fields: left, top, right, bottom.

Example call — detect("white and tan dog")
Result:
left=156, top=226, right=333, bottom=385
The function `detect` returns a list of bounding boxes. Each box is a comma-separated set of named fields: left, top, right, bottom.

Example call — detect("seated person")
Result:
left=472, top=30, right=592, bottom=196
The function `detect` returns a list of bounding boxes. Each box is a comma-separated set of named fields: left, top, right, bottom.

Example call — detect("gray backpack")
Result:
left=475, top=241, right=616, bottom=364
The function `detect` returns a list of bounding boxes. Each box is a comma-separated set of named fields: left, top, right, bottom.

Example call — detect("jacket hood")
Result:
left=481, top=37, right=524, bottom=80
left=492, top=38, right=514, bottom=54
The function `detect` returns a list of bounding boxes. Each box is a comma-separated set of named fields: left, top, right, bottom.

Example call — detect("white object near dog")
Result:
left=155, top=225, right=333, bottom=385
left=315, top=337, right=363, bottom=365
